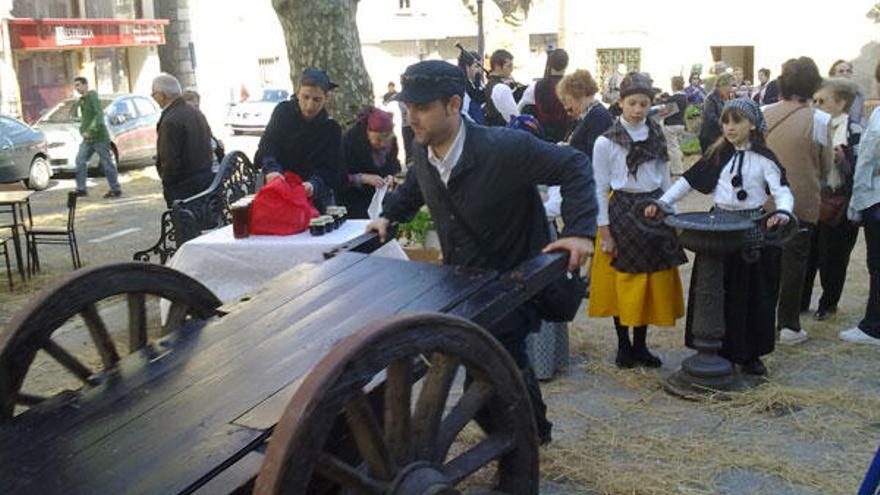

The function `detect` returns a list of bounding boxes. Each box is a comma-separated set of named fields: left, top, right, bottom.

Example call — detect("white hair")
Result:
left=152, top=73, right=182, bottom=97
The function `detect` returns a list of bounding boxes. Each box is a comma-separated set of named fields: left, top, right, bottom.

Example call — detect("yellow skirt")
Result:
left=588, top=230, right=685, bottom=327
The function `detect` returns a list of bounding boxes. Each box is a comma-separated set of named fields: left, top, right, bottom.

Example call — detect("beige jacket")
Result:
left=764, top=100, right=833, bottom=224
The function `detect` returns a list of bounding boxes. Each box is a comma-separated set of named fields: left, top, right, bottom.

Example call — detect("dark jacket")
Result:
left=664, top=93, right=688, bottom=127
left=699, top=90, right=725, bottom=151
left=339, top=119, right=402, bottom=219
left=484, top=76, right=509, bottom=127
left=382, top=119, right=598, bottom=273
left=255, top=99, right=342, bottom=210
left=567, top=102, right=613, bottom=160
left=753, top=79, right=780, bottom=106
left=156, top=97, right=214, bottom=183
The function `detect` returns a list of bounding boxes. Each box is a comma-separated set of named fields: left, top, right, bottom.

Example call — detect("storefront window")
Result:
left=12, top=0, right=77, bottom=18
left=94, top=48, right=131, bottom=95
left=85, top=0, right=137, bottom=19
left=16, top=51, right=78, bottom=123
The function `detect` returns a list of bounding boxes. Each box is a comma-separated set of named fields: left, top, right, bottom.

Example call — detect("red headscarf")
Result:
left=367, top=108, right=394, bottom=133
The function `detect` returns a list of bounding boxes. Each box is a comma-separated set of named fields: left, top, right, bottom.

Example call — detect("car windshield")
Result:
left=254, top=89, right=289, bottom=102
left=38, top=99, right=113, bottom=124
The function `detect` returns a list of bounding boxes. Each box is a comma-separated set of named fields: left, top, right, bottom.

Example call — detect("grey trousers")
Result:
left=777, top=223, right=814, bottom=331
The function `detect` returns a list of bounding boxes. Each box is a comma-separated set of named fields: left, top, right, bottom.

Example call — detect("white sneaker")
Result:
left=779, top=328, right=809, bottom=345
left=839, top=327, right=880, bottom=346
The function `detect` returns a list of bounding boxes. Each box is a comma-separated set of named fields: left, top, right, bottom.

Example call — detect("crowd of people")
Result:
left=69, top=47, right=877, bottom=445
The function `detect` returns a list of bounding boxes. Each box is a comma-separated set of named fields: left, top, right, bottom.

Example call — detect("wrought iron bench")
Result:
left=133, top=151, right=261, bottom=263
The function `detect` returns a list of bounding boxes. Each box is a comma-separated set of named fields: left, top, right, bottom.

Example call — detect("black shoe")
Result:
left=615, top=347, right=636, bottom=368
left=814, top=308, right=836, bottom=321
left=740, top=358, right=767, bottom=376
left=103, top=190, right=122, bottom=199
left=631, top=347, right=663, bottom=368
left=538, top=421, right=553, bottom=446
left=74, top=189, right=88, bottom=197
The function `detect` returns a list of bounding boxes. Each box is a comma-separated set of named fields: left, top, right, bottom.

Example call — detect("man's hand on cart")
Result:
left=366, top=217, right=392, bottom=242
left=543, top=236, right=594, bottom=272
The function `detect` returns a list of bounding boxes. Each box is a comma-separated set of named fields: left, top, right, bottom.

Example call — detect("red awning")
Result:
left=8, top=18, right=169, bottom=50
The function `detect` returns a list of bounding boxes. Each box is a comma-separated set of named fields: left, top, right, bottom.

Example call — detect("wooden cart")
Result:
left=0, top=233, right=569, bottom=494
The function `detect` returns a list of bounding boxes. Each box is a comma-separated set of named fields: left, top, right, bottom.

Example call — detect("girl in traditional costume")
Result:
left=648, top=98, right=793, bottom=375
left=589, top=73, right=687, bottom=368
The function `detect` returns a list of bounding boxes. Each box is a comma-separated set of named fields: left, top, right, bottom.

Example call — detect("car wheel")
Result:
left=25, top=156, right=51, bottom=191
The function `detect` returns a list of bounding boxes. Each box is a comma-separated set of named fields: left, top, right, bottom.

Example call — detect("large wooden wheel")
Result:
left=0, top=262, right=221, bottom=420
left=255, top=313, right=539, bottom=495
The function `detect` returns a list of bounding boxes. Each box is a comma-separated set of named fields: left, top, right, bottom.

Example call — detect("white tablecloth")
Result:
left=167, top=220, right=407, bottom=304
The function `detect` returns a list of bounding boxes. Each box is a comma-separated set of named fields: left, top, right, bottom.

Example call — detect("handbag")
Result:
left=818, top=190, right=849, bottom=226
left=434, top=186, right=587, bottom=323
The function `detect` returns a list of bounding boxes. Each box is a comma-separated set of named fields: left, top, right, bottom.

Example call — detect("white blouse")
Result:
left=660, top=149, right=794, bottom=213
left=592, top=118, right=673, bottom=226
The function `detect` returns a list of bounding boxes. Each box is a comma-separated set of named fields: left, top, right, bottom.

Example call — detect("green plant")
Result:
left=397, top=207, right=434, bottom=248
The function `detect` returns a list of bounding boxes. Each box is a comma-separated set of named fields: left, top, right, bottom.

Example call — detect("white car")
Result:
left=225, top=88, right=290, bottom=135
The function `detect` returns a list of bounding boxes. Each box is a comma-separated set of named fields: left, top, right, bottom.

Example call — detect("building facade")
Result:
left=0, top=0, right=166, bottom=123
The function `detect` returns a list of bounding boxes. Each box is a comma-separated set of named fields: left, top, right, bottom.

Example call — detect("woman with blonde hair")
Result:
left=556, top=69, right=613, bottom=160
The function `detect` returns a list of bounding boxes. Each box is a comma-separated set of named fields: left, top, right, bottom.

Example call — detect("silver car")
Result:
left=36, top=94, right=161, bottom=174
left=225, top=88, right=290, bottom=135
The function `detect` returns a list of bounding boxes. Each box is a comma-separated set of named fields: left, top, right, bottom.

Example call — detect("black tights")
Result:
left=614, top=317, right=648, bottom=350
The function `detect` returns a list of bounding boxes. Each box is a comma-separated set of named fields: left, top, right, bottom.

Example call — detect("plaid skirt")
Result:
left=608, top=190, right=687, bottom=273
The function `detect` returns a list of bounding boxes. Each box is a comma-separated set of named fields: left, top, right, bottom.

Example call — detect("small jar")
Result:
left=309, top=217, right=326, bottom=236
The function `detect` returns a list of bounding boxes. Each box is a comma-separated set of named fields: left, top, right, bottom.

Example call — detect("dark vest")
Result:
left=484, top=75, right=509, bottom=127
left=534, top=75, right=568, bottom=142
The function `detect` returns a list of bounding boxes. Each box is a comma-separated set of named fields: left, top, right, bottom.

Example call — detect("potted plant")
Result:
left=397, top=208, right=441, bottom=263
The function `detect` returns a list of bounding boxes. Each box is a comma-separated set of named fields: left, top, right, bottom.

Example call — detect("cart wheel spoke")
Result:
left=162, top=301, right=189, bottom=336
left=344, top=390, right=395, bottom=480
left=384, top=357, right=413, bottom=465
left=80, top=303, right=120, bottom=369
left=42, top=340, right=95, bottom=384
left=127, top=293, right=147, bottom=353
left=412, top=353, right=460, bottom=460
left=433, top=380, right=494, bottom=463
left=15, top=392, right=48, bottom=406
left=315, top=453, right=388, bottom=494
left=443, top=434, right=515, bottom=485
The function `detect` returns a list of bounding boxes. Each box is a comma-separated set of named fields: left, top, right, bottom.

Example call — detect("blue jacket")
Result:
left=382, top=119, right=598, bottom=272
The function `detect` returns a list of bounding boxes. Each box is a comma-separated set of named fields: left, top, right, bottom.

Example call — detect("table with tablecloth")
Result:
left=167, top=220, right=407, bottom=304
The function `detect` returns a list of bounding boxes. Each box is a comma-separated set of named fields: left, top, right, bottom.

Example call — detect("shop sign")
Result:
left=9, top=19, right=168, bottom=50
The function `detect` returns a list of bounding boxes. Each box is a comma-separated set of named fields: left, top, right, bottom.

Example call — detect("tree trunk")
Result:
left=271, top=0, right=373, bottom=126
left=155, top=0, right=198, bottom=89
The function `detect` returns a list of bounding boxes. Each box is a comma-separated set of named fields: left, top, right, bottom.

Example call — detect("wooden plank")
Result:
left=1, top=255, right=460, bottom=495
left=189, top=450, right=264, bottom=495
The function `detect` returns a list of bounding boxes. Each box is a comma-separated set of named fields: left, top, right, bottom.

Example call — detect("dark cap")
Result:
left=396, top=60, right=466, bottom=104
left=619, top=72, right=655, bottom=99
left=300, top=68, right=338, bottom=92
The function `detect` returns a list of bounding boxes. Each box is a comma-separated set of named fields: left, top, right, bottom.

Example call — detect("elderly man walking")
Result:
left=73, top=76, right=122, bottom=198
left=151, top=73, right=215, bottom=207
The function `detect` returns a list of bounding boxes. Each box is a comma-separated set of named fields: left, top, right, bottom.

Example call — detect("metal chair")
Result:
left=27, top=191, right=82, bottom=272
left=0, top=235, right=12, bottom=290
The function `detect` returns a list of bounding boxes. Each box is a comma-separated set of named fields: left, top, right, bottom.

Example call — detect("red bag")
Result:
left=249, top=172, right=319, bottom=235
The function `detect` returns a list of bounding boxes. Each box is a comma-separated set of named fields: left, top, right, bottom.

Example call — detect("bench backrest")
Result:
left=133, top=151, right=261, bottom=263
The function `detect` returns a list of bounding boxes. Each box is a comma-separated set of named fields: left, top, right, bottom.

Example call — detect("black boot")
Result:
left=632, top=326, right=662, bottom=368
left=615, top=319, right=636, bottom=368
left=740, top=358, right=767, bottom=376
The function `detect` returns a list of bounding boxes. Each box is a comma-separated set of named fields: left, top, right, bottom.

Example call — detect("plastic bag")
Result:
left=249, top=172, right=319, bottom=235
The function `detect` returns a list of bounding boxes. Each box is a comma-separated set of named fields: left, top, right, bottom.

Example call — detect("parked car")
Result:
left=0, top=115, right=51, bottom=190
left=225, top=88, right=290, bottom=135
left=36, top=94, right=161, bottom=174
